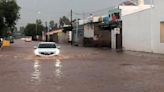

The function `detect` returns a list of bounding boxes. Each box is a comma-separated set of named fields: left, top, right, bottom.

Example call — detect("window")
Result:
left=160, top=22, right=164, bottom=43
left=38, top=43, right=56, bottom=48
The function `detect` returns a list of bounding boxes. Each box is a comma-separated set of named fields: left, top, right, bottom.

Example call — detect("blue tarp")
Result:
left=103, top=16, right=109, bottom=24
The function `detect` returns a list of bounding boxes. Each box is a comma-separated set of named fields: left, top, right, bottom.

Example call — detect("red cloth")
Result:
left=112, top=15, right=116, bottom=21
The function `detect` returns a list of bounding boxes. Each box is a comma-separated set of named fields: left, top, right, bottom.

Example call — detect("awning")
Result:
left=46, top=29, right=63, bottom=35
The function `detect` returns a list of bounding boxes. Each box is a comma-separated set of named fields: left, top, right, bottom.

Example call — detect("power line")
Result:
left=18, top=3, right=123, bottom=27
left=72, top=5, right=118, bottom=19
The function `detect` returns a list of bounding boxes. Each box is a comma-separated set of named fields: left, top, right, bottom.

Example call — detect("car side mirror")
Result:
left=34, top=46, right=37, bottom=49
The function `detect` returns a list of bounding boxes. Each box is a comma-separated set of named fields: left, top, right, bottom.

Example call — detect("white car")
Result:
left=34, top=42, right=60, bottom=56
left=25, top=37, right=32, bottom=42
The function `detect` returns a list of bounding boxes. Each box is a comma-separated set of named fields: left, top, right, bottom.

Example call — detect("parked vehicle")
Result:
left=5, top=36, right=14, bottom=43
left=0, top=38, right=10, bottom=47
left=34, top=42, right=60, bottom=57
left=20, top=38, right=26, bottom=41
left=24, top=37, right=32, bottom=42
left=0, top=38, right=3, bottom=48
left=2, top=39, right=10, bottom=47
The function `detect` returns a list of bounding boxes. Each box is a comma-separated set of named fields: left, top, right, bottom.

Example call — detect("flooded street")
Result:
left=0, top=40, right=164, bottom=92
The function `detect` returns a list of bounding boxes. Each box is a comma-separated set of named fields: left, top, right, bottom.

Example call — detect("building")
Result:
left=83, top=16, right=111, bottom=47
left=120, top=0, right=164, bottom=54
left=72, top=19, right=84, bottom=46
left=46, top=28, right=71, bottom=44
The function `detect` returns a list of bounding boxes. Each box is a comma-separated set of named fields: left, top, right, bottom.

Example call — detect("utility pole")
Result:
left=71, top=9, right=73, bottom=45
left=71, top=9, right=73, bottom=29
left=36, top=19, right=38, bottom=40
left=36, top=11, right=41, bottom=41
left=45, top=21, right=49, bottom=42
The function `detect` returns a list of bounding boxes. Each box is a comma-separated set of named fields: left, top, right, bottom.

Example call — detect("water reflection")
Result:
left=53, top=59, right=63, bottom=91
left=54, top=59, right=63, bottom=79
left=31, top=59, right=41, bottom=85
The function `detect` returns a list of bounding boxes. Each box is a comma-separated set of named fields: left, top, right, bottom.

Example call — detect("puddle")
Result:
left=53, top=59, right=63, bottom=91
left=14, top=56, right=18, bottom=59
left=30, top=59, right=41, bottom=85
left=24, top=55, right=70, bottom=61
left=0, top=54, right=9, bottom=58
left=54, top=59, right=63, bottom=79
left=120, top=63, right=133, bottom=66
left=122, top=64, right=162, bottom=73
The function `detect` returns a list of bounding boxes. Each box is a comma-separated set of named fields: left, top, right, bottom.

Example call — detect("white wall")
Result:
left=111, top=30, right=116, bottom=49
left=84, top=24, right=94, bottom=38
left=120, top=5, right=152, bottom=16
left=122, top=9, right=152, bottom=52
left=122, top=0, right=164, bottom=54
left=151, top=0, right=164, bottom=53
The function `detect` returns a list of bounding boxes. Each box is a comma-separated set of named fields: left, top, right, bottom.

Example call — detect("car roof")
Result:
left=39, top=42, right=56, bottom=44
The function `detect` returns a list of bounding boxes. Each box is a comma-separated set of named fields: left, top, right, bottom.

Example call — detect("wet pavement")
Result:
left=0, top=39, right=164, bottom=92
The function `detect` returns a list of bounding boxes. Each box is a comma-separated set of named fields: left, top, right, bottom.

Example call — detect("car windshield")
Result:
left=38, top=43, right=56, bottom=48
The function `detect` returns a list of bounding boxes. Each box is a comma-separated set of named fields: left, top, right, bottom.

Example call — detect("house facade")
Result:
left=72, top=19, right=84, bottom=46
left=83, top=16, right=111, bottom=47
left=46, top=29, right=70, bottom=44
left=151, top=0, right=164, bottom=53
left=120, top=0, right=164, bottom=54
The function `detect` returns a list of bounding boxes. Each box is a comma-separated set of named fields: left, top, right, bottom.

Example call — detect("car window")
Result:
left=38, top=44, right=56, bottom=48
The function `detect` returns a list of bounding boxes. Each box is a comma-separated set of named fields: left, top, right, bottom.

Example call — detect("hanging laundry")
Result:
left=112, top=14, right=116, bottom=21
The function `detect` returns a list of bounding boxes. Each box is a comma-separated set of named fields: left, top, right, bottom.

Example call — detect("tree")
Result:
left=19, top=26, right=25, bottom=34
left=36, top=24, right=45, bottom=36
left=35, top=19, right=45, bottom=36
left=54, top=23, right=58, bottom=28
left=59, top=16, right=70, bottom=27
left=49, top=20, right=58, bottom=30
left=0, top=0, right=20, bottom=37
left=0, top=18, right=5, bottom=37
left=24, top=24, right=36, bottom=36
left=49, top=20, right=55, bottom=30
left=36, top=19, right=42, bottom=25
left=24, top=22, right=45, bottom=37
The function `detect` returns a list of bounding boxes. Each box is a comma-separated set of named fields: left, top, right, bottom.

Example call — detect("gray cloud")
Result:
left=16, top=0, right=151, bottom=28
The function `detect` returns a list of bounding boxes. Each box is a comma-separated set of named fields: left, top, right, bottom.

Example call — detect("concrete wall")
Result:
left=120, top=5, right=152, bottom=16
left=122, top=0, right=164, bottom=54
left=83, top=23, right=111, bottom=47
left=72, top=25, right=84, bottom=46
left=151, top=0, right=164, bottom=53
left=122, top=9, right=152, bottom=52
left=84, top=24, right=94, bottom=38
left=58, top=32, right=68, bottom=44
left=94, top=24, right=111, bottom=47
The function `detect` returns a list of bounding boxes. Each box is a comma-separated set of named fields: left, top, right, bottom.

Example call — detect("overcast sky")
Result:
left=16, top=0, right=150, bottom=28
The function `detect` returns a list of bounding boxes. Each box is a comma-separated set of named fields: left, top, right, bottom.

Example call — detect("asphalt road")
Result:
left=0, top=39, right=164, bottom=92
